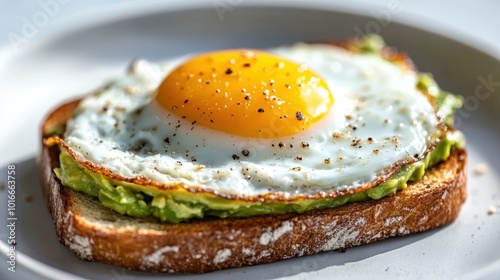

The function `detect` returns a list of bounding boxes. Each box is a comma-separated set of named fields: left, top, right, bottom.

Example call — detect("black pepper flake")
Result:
left=225, top=68, right=233, bottom=74
left=301, top=142, right=310, bottom=148
left=324, top=158, right=331, bottom=164
left=164, top=137, right=170, bottom=144
left=192, top=120, right=197, bottom=125
left=285, top=83, right=291, bottom=89
left=232, top=154, right=240, bottom=160
left=414, top=153, right=419, bottom=158
left=351, top=139, right=361, bottom=147
left=243, top=63, right=251, bottom=67
left=295, top=156, right=302, bottom=161
left=210, top=119, right=214, bottom=123
left=295, top=111, right=304, bottom=121
left=184, top=99, right=189, bottom=104
left=241, top=150, right=250, bottom=157
left=278, top=142, right=284, bottom=148
left=244, top=95, right=250, bottom=100
left=258, top=108, right=265, bottom=113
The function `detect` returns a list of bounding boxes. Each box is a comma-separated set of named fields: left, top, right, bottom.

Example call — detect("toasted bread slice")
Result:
left=40, top=99, right=467, bottom=273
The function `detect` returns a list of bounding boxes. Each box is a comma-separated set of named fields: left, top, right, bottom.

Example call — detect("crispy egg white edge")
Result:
left=62, top=43, right=440, bottom=197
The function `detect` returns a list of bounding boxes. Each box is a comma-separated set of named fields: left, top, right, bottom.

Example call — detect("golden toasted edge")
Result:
left=40, top=100, right=467, bottom=273
left=50, top=134, right=442, bottom=201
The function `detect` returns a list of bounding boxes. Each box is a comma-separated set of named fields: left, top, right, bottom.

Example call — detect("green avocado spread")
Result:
left=53, top=36, right=465, bottom=223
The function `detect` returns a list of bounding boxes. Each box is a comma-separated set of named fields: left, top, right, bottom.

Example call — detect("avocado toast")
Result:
left=40, top=36, right=467, bottom=273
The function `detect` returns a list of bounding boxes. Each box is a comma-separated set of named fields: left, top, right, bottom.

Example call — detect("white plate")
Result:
left=1, top=2, right=500, bottom=279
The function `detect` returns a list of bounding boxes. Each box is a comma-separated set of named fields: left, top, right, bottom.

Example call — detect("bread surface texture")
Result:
left=40, top=99, right=467, bottom=273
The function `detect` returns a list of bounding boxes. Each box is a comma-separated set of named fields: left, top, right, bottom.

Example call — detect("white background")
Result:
left=1, top=0, right=499, bottom=279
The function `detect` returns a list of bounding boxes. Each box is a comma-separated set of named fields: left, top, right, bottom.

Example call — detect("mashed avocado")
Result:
left=53, top=36, right=465, bottom=223
left=55, top=131, right=464, bottom=223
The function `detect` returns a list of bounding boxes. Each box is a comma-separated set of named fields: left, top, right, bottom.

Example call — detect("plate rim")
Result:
left=1, top=1, right=500, bottom=279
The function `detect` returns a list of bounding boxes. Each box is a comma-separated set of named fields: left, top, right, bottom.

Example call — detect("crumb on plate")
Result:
left=473, top=163, right=488, bottom=175
left=25, top=195, right=34, bottom=203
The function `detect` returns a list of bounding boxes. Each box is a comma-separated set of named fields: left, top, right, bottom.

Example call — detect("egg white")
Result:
left=63, top=44, right=441, bottom=198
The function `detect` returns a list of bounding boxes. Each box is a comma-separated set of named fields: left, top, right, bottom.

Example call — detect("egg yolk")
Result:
left=155, top=50, right=333, bottom=138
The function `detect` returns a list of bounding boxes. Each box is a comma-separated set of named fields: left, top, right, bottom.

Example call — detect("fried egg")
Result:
left=62, top=43, right=442, bottom=200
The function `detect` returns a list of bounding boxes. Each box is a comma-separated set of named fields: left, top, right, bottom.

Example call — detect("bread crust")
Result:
left=40, top=99, right=467, bottom=273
